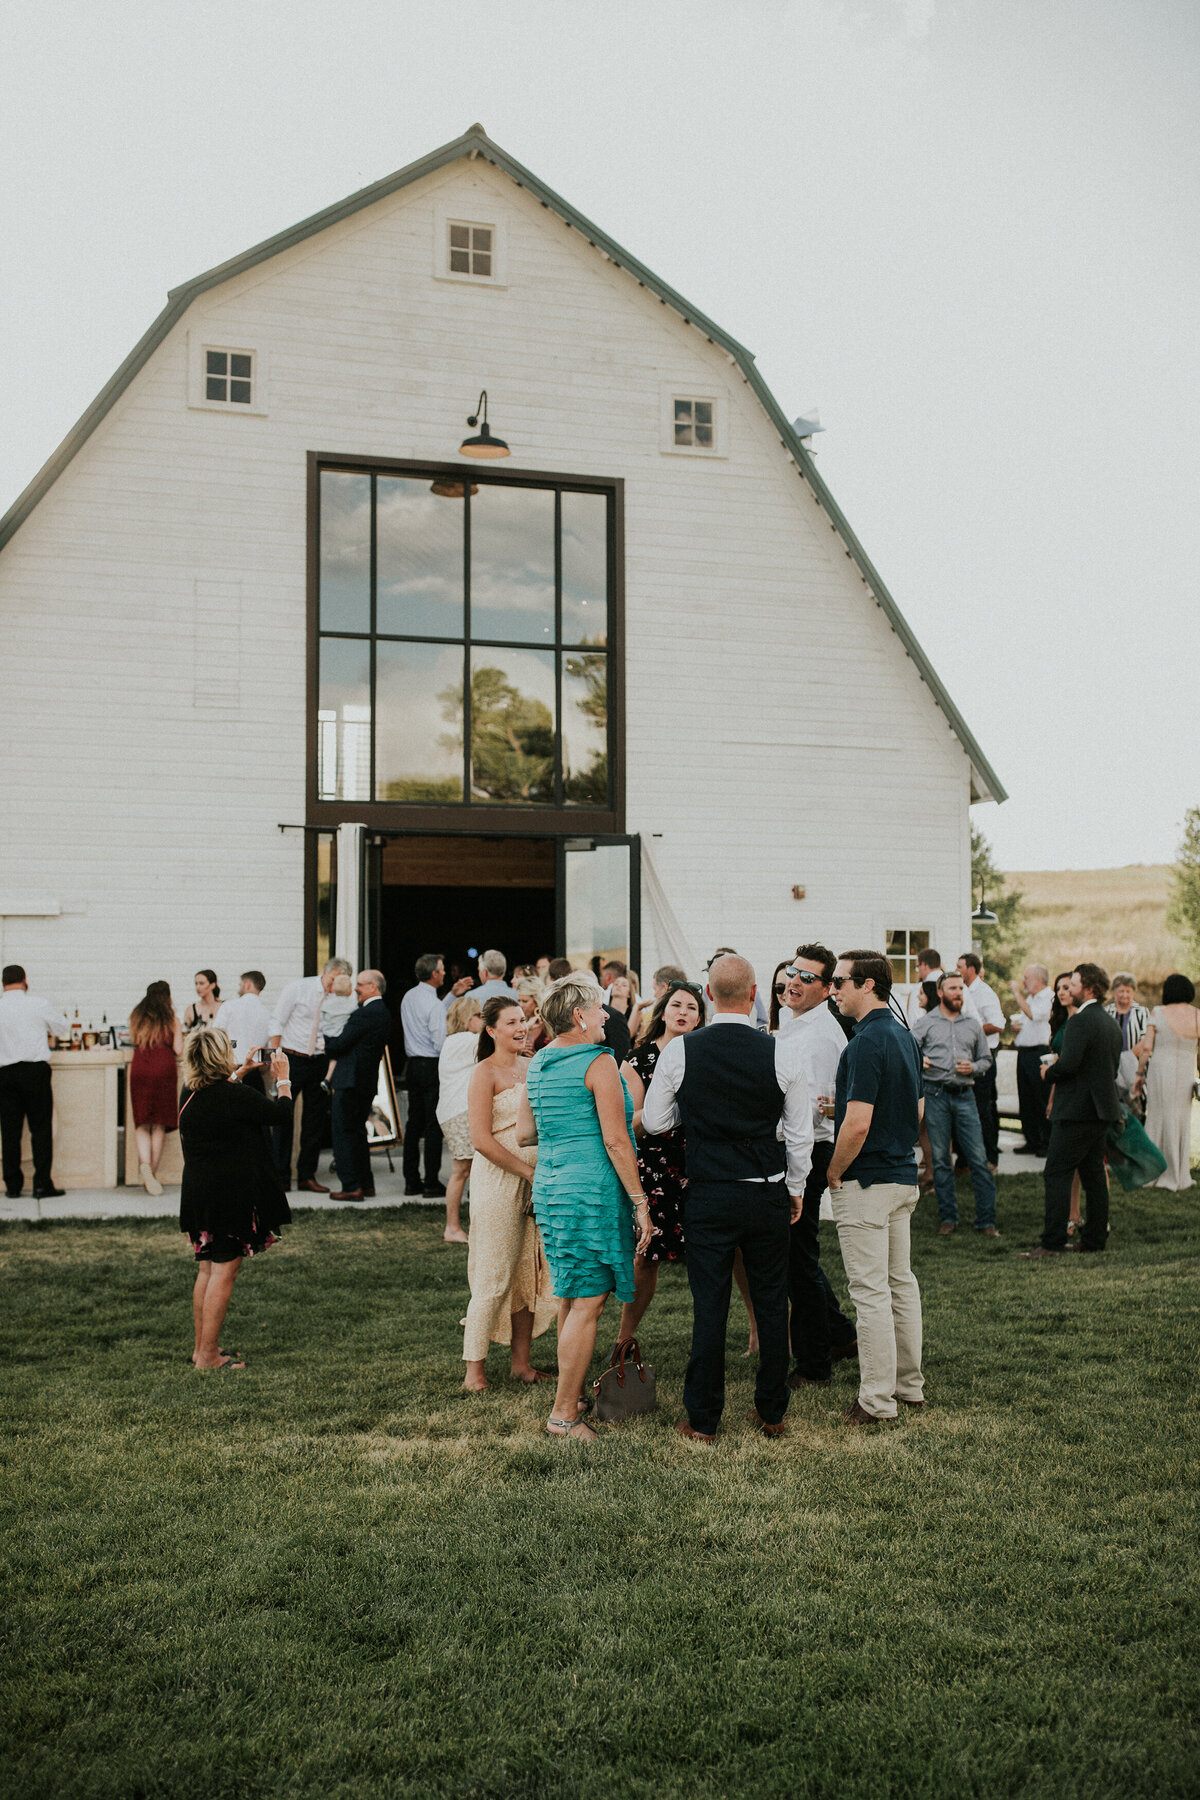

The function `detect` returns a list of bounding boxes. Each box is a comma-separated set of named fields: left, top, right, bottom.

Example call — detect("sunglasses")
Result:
left=774, top=982, right=787, bottom=996
left=784, top=967, right=824, bottom=985
left=830, top=975, right=864, bottom=991
left=665, top=982, right=705, bottom=1003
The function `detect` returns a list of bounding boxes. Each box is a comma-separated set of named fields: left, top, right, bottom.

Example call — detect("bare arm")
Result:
left=827, top=1099, right=874, bottom=1189
left=1135, top=1023, right=1155, bottom=1065
left=172, top=1015, right=184, bottom=1056
left=516, top=1083, right=538, bottom=1148
left=586, top=1056, right=653, bottom=1254
left=619, top=1061, right=647, bottom=1135
left=467, top=1063, right=535, bottom=1181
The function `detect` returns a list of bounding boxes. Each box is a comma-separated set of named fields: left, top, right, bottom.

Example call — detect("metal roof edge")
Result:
left=0, top=125, right=1006, bottom=803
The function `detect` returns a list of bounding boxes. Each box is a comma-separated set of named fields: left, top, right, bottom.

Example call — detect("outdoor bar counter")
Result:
left=19, top=1048, right=187, bottom=1191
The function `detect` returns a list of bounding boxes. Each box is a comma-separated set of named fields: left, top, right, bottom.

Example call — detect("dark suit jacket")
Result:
left=323, top=999, right=391, bottom=1093
left=603, top=1004, right=632, bottom=1062
left=1045, top=1002, right=1121, bottom=1122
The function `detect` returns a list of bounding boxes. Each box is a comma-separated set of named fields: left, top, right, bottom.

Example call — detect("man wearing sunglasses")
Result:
left=826, top=951, right=926, bottom=1423
left=777, top=947, right=859, bottom=1386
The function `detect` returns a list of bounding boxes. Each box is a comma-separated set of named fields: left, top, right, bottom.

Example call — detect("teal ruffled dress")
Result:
left=525, top=1042, right=637, bottom=1302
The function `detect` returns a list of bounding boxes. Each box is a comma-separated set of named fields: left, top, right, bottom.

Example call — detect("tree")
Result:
left=448, top=663, right=554, bottom=802
left=971, top=824, right=1028, bottom=1015
left=1166, top=806, right=1200, bottom=969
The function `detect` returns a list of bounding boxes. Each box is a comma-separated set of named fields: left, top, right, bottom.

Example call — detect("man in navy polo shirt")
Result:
left=827, top=950, right=926, bottom=1423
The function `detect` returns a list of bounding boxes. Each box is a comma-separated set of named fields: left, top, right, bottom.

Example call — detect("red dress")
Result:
left=129, top=1038, right=179, bottom=1130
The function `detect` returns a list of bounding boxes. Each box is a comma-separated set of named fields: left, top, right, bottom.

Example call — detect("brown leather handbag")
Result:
left=592, top=1337, right=657, bottom=1421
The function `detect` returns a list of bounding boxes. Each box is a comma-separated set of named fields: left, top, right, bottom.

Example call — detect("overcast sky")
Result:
left=5, top=0, right=1197, bottom=870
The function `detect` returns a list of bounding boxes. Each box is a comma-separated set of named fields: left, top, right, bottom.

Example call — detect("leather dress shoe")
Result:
left=843, top=1401, right=881, bottom=1424
left=360, top=1187, right=376, bottom=1198
left=404, top=1184, right=424, bottom=1196
left=296, top=1179, right=329, bottom=1194
left=788, top=1371, right=829, bottom=1389
left=897, top=1396, right=925, bottom=1409
left=330, top=1188, right=366, bottom=1201
left=423, top=1182, right=447, bottom=1198
left=1014, top=1144, right=1043, bottom=1156
left=749, top=1409, right=787, bottom=1437
left=675, top=1419, right=715, bottom=1444
left=938, top=1221, right=956, bottom=1235
left=981, top=1226, right=1001, bottom=1238
left=1018, top=1245, right=1063, bottom=1259
left=33, top=1185, right=65, bottom=1199
left=830, top=1339, right=858, bottom=1363
left=5, top=1189, right=23, bottom=1200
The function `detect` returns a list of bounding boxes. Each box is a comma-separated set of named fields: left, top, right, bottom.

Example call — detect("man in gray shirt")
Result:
left=912, top=972, right=999, bottom=1237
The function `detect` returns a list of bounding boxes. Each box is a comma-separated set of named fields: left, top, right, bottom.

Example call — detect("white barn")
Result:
left=0, top=124, right=1003, bottom=1027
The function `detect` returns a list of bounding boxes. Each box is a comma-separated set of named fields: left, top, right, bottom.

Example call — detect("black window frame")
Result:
left=307, top=453, right=625, bottom=838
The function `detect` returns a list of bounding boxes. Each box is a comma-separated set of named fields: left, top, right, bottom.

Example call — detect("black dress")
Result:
left=179, top=1080, right=293, bottom=1261
left=627, top=1039, right=687, bottom=1265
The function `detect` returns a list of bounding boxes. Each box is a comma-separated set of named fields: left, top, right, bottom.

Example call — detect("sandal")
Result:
left=545, top=1415, right=596, bottom=1441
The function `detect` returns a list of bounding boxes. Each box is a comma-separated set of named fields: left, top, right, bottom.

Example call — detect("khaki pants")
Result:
left=831, top=1179, right=923, bottom=1419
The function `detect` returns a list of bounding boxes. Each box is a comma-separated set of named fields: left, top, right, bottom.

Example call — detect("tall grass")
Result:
left=1007, top=864, right=1191, bottom=999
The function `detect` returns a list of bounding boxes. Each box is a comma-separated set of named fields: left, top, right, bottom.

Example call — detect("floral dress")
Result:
left=627, top=1038, right=687, bottom=1264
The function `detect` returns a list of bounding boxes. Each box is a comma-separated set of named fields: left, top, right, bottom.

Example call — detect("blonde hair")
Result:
left=540, top=972, right=602, bottom=1038
left=331, top=972, right=353, bottom=997
left=447, top=994, right=482, bottom=1036
left=183, top=1026, right=237, bottom=1090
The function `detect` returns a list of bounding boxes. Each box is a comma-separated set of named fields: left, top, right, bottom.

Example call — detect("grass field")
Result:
left=1006, top=865, right=1189, bottom=999
left=3, top=1181, right=1199, bottom=1800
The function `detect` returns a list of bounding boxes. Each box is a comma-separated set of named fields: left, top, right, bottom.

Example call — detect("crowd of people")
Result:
left=0, top=934, right=1196, bottom=1401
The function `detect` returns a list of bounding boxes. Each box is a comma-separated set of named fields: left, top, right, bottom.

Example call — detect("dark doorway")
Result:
left=380, top=882, right=556, bottom=1008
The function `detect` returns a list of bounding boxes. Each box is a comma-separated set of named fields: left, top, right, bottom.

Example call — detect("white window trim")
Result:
left=187, top=333, right=268, bottom=416
left=659, top=384, right=727, bottom=457
left=432, top=205, right=508, bottom=288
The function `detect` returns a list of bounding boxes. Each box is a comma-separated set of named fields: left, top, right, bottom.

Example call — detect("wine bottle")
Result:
left=70, top=1009, right=82, bottom=1049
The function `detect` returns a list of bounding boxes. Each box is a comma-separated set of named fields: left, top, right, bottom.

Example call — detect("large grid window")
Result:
left=317, top=470, right=612, bottom=809
left=886, top=928, right=931, bottom=985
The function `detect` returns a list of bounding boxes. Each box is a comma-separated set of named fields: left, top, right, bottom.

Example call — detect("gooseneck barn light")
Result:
left=458, top=390, right=510, bottom=460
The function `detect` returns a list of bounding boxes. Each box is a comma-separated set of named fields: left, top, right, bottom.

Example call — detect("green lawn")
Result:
left=2, top=1176, right=1198, bottom=1800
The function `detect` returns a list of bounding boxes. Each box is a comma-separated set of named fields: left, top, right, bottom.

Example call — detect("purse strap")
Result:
left=606, top=1337, right=646, bottom=1386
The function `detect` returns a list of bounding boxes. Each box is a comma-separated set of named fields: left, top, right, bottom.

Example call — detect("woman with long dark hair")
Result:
left=183, top=970, right=221, bottom=1032
left=1047, top=971, right=1083, bottom=1233
left=767, top=961, right=791, bottom=1035
left=1138, top=973, right=1199, bottom=1190
left=615, top=979, right=705, bottom=1343
left=460, top=996, right=557, bottom=1392
left=128, top=981, right=183, bottom=1195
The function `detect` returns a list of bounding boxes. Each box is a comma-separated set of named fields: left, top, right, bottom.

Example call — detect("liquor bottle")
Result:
left=70, top=1009, right=82, bottom=1049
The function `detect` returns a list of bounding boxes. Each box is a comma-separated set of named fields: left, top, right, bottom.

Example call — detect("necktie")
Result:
left=306, top=987, right=323, bottom=1057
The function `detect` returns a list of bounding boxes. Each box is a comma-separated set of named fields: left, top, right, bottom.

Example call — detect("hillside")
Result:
left=1005, top=864, right=1189, bottom=1000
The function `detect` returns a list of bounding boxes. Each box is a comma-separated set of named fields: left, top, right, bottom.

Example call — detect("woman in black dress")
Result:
left=179, top=1027, right=293, bottom=1370
left=615, top=980, right=705, bottom=1344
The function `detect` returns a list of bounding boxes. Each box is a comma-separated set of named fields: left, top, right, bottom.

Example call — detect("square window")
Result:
left=206, top=350, right=227, bottom=376
left=446, top=219, right=498, bottom=281
left=201, top=346, right=253, bottom=408
left=670, top=395, right=719, bottom=453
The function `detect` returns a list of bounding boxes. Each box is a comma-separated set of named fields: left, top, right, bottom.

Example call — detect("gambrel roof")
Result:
left=0, top=123, right=1004, bottom=802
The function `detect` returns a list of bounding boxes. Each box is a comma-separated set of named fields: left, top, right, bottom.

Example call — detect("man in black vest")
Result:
left=643, top=954, right=813, bottom=1442
left=323, top=970, right=392, bottom=1202
left=1021, top=962, right=1121, bottom=1258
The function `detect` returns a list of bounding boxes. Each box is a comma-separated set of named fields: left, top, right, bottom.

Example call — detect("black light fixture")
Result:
left=972, top=888, right=999, bottom=926
left=458, top=389, right=510, bottom=460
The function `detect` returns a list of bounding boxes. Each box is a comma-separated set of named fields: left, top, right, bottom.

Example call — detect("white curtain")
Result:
left=334, top=822, right=366, bottom=970
left=640, top=840, right=700, bottom=978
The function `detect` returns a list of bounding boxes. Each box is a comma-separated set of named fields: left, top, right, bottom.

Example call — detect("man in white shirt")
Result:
left=644, top=954, right=812, bottom=1442
left=778, top=945, right=858, bottom=1383
left=1009, top=963, right=1053, bottom=1155
left=958, top=953, right=1004, bottom=1166
left=268, top=956, right=352, bottom=1192
left=215, top=971, right=271, bottom=1092
left=400, top=952, right=450, bottom=1197
left=0, top=964, right=69, bottom=1199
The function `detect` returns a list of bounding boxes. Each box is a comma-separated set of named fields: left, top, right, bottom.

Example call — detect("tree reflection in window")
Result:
left=464, top=654, right=555, bottom=804
left=562, top=648, right=608, bottom=805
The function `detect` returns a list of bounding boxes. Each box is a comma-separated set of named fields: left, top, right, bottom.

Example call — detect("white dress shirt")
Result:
left=0, top=990, right=69, bottom=1066
left=642, top=1012, right=814, bottom=1193
left=401, top=980, right=449, bottom=1058
left=1012, top=984, right=1053, bottom=1048
left=214, top=992, right=271, bottom=1058
left=779, top=1003, right=847, bottom=1143
left=965, top=976, right=1004, bottom=1035
left=268, top=975, right=327, bottom=1055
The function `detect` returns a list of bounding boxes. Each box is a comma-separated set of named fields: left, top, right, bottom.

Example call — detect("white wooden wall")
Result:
left=0, top=156, right=977, bottom=1024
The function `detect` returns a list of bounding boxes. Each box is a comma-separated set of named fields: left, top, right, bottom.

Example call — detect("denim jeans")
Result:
left=923, top=1084, right=997, bottom=1228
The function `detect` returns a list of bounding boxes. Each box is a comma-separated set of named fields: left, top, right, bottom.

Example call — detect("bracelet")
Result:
left=628, top=1195, right=648, bottom=1207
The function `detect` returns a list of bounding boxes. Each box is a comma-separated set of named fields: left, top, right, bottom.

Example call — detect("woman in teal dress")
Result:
left=518, top=974, right=653, bottom=1442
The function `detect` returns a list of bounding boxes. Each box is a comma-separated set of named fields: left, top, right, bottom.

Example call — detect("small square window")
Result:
left=202, top=347, right=253, bottom=407
left=672, top=397, right=717, bottom=450
left=447, top=220, right=496, bottom=280
left=886, top=929, right=931, bottom=985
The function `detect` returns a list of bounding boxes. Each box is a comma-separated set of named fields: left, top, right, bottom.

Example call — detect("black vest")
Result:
left=676, top=1025, right=787, bottom=1182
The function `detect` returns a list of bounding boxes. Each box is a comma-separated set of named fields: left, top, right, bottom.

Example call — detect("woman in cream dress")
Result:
left=1137, top=974, right=1199, bottom=1191
left=461, top=996, right=557, bottom=1392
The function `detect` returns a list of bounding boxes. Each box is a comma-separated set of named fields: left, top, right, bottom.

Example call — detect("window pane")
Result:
left=674, top=421, right=693, bottom=445
left=694, top=402, right=712, bottom=425
left=449, top=249, right=470, bottom=272
left=674, top=400, right=692, bottom=420
left=319, top=471, right=371, bottom=632
left=695, top=422, right=713, bottom=446
left=376, top=477, right=464, bottom=637
left=230, top=353, right=252, bottom=379
left=470, top=485, right=554, bottom=643
left=206, top=377, right=226, bottom=401
left=561, top=490, right=607, bottom=645
left=206, top=351, right=227, bottom=375
left=472, top=227, right=492, bottom=251
left=375, top=641, right=464, bottom=802
left=469, top=648, right=555, bottom=804
left=472, top=252, right=492, bottom=276
left=318, top=638, right=371, bottom=801
left=562, top=651, right=608, bottom=806
left=565, top=843, right=629, bottom=969
left=449, top=224, right=470, bottom=249
left=230, top=380, right=252, bottom=404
